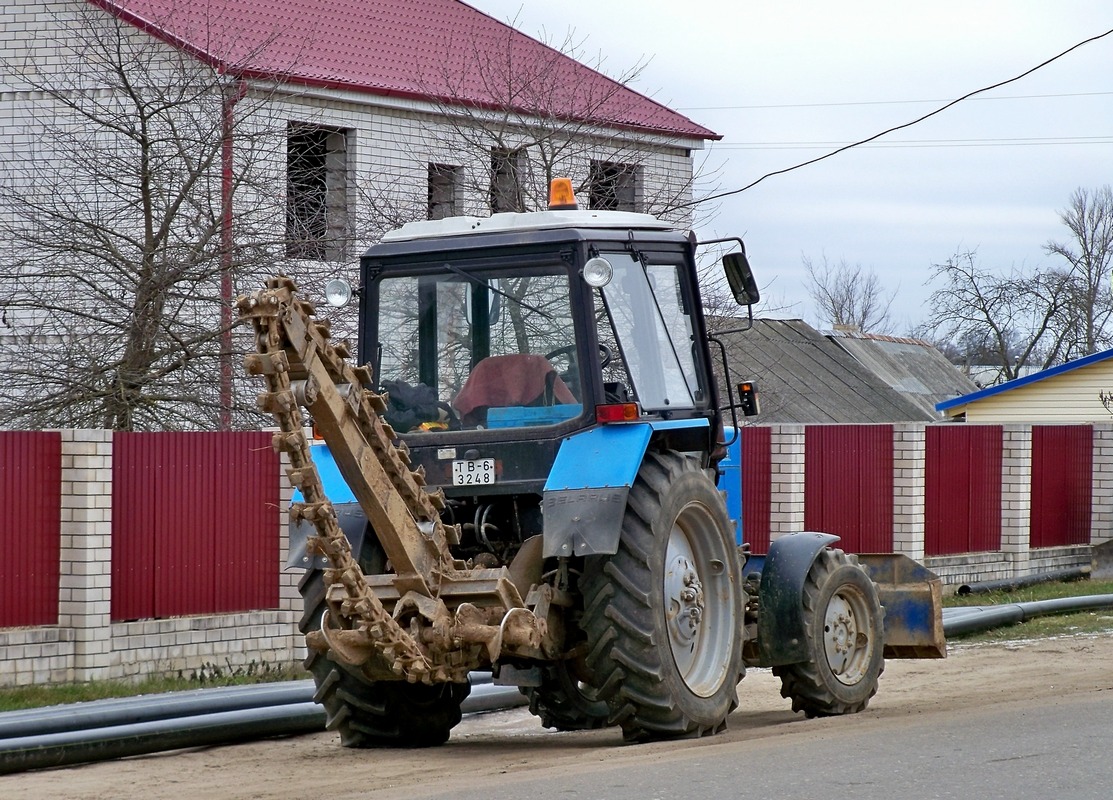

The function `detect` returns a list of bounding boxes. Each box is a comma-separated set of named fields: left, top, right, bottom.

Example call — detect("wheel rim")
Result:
left=663, top=500, right=735, bottom=697
left=823, top=583, right=876, bottom=686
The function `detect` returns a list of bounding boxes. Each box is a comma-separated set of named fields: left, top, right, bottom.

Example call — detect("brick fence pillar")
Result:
left=1091, top=423, right=1113, bottom=546
left=1000, top=424, right=1032, bottom=577
left=768, top=424, right=805, bottom=541
left=57, top=429, right=114, bottom=682
left=892, top=423, right=926, bottom=560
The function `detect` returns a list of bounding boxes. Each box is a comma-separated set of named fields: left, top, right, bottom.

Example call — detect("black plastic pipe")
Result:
left=942, top=594, right=1113, bottom=636
left=956, top=566, right=1090, bottom=596
left=0, top=702, right=326, bottom=775
left=0, top=681, right=524, bottom=775
left=0, top=671, right=493, bottom=740
left=0, top=680, right=316, bottom=740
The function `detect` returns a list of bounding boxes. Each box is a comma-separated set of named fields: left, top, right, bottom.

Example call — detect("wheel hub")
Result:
left=824, top=590, right=873, bottom=685
left=660, top=497, right=736, bottom=698
left=668, top=560, right=705, bottom=646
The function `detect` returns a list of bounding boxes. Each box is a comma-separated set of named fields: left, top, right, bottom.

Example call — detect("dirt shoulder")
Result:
left=5, top=633, right=1112, bottom=800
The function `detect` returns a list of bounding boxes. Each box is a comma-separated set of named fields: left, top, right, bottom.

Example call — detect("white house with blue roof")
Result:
left=937, top=349, right=1113, bottom=422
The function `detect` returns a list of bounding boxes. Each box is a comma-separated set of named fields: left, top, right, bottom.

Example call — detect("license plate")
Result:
left=452, top=458, right=496, bottom=486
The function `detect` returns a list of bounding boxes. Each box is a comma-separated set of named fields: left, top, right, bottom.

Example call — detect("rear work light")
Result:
left=595, top=402, right=640, bottom=423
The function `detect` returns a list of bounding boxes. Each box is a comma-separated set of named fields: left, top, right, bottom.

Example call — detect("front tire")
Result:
left=522, top=657, right=611, bottom=731
left=580, top=451, right=744, bottom=742
left=773, top=548, right=884, bottom=717
left=299, top=546, right=469, bottom=747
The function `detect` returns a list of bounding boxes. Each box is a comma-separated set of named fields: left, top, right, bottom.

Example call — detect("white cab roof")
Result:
left=380, top=209, right=675, bottom=242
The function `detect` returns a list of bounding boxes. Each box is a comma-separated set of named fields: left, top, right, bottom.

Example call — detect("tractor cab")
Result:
left=349, top=180, right=747, bottom=502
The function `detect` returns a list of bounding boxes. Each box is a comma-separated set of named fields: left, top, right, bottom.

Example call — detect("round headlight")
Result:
left=582, top=257, right=613, bottom=288
left=324, top=278, right=352, bottom=308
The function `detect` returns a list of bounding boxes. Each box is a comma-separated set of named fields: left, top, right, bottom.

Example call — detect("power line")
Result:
left=683, top=27, right=1113, bottom=208
left=714, top=134, right=1113, bottom=151
left=678, top=90, right=1113, bottom=112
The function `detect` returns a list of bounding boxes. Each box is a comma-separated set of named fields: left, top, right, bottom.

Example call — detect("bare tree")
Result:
left=803, top=254, right=895, bottom=333
left=1044, top=185, right=1113, bottom=357
left=0, top=5, right=287, bottom=430
left=920, top=187, right=1113, bottom=384
left=919, top=250, right=1069, bottom=382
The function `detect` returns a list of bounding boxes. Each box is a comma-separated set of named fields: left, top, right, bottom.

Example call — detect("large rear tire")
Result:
left=773, top=548, right=884, bottom=718
left=298, top=550, right=469, bottom=747
left=580, top=451, right=744, bottom=742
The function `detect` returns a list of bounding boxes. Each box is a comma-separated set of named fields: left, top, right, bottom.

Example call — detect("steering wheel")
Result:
left=544, top=343, right=612, bottom=370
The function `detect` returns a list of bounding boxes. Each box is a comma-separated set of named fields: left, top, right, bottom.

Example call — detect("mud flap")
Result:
left=857, top=554, right=947, bottom=659
left=751, top=532, right=840, bottom=666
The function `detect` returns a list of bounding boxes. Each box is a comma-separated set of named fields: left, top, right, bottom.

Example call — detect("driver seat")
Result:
left=453, top=354, right=576, bottom=427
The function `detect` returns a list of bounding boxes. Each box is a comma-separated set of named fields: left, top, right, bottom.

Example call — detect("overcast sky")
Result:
left=466, top=1, right=1113, bottom=333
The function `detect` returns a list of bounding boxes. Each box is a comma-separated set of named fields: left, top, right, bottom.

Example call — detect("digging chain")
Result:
left=236, top=276, right=470, bottom=683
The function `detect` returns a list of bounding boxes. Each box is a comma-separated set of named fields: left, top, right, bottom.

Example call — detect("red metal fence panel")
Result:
left=0, top=432, right=61, bottom=627
left=925, top=426, right=1002, bottom=555
left=112, top=432, right=279, bottom=621
left=740, top=426, right=772, bottom=554
left=805, top=425, right=893, bottom=553
left=1031, top=425, right=1092, bottom=549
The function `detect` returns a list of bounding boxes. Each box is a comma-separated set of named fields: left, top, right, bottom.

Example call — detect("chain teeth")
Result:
left=238, top=278, right=482, bottom=683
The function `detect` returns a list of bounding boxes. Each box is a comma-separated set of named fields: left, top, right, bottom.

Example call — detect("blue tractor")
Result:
left=241, top=179, right=943, bottom=748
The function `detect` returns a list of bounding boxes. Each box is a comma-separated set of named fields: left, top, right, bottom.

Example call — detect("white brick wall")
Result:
left=892, top=423, right=926, bottom=560
left=768, top=425, right=805, bottom=539
left=999, top=424, right=1033, bottom=574
left=1091, top=423, right=1113, bottom=545
left=57, top=429, right=114, bottom=682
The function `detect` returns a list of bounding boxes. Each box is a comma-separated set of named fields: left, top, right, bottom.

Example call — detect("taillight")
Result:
left=595, top=402, right=639, bottom=423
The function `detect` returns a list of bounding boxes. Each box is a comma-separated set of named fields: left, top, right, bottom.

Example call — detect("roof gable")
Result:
left=936, top=348, right=1113, bottom=412
left=827, top=329, right=979, bottom=419
left=717, top=319, right=935, bottom=424
left=90, top=0, right=718, bottom=140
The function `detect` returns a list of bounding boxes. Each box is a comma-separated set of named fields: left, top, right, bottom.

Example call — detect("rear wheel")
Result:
left=773, top=548, right=884, bottom=717
left=580, top=451, right=744, bottom=742
left=298, top=540, right=469, bottom=747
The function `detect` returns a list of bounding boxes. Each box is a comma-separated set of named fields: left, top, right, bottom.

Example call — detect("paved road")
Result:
left=5, top=634, right=1111, bottom=800
left=420, top=691, right=1111, bottom=800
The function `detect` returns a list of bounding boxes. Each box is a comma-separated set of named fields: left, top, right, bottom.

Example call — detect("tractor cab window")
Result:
left=594, top=253, right=703, bottom=411
left=375, top=268, right=582, bottom=433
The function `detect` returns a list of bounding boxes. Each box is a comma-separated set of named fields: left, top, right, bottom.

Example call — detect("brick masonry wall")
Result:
left=768, top=425, right=805, bottom=540
left=0, top=431, right=301, bottom=688
left=892, top=423, right=926, bottom=560
left=1091, top=423, right=1113, bottom=545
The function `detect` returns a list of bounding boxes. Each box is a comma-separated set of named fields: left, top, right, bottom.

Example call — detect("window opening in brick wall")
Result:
left=490, top=147, right=526, bottom=213
left=588, top=161, right=640, bottom=212
left=428, top=163, right=461, bottom=220
left=286, top=124, right=350, bottom=260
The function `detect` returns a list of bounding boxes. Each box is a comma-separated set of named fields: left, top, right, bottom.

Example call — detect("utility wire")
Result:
left=682, top=27, right=1113, bottom=209
left=715, top=134, right=1113, bottom=151
left=678, top=90, right=1113, bottom=112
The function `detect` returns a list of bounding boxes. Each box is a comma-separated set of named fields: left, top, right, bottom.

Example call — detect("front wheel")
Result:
left=773, top=548, right=884, bottom=717
left=298, top=542, right=469, bottom=747
left=580, top=451, right=744, bottom=742
left=522, top=657, right=611, bottom=731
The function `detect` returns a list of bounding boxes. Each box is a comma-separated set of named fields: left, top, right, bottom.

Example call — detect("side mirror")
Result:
left=723, top=250, right=760, bottom=306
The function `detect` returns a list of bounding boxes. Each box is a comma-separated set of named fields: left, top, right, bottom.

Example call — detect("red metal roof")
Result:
left=89, top=0, right=719, bottom=140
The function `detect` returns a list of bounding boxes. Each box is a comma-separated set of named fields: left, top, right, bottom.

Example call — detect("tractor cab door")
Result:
left=588, top=250, right=710, bottom=417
